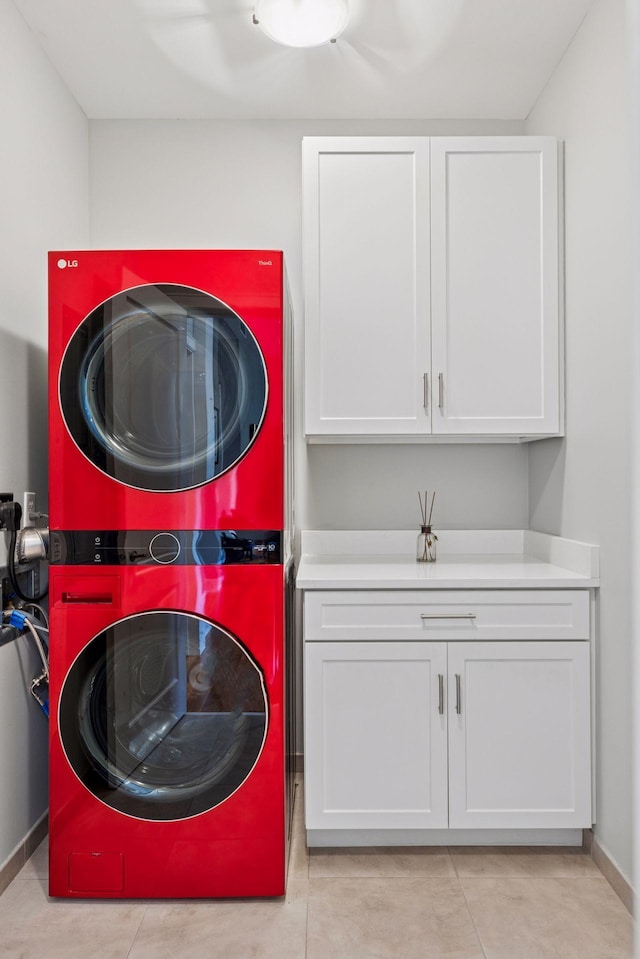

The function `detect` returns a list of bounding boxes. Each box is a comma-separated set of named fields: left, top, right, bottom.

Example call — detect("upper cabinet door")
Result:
left=303, top=137, right=430, bottom=436
left=430, top=137, right=561, bottom=436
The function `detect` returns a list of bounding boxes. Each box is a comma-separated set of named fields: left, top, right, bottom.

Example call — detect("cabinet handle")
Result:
left=455, top=673, right=462, bottom=715
left=420, top=613, right=477, bottom=620
left=438, top=373, right=444, bottom=410
left=438, top=673, right=444, bottom=715
left=423, top=372, right=429, bottom=411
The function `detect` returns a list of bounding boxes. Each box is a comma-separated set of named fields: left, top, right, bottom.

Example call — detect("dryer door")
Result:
left=59, top=611, right=268, bottom=820
left=59, top=284, right=268, bottom=491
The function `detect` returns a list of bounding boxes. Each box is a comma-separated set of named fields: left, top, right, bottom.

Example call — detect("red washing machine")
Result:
left=48, top=546, right=294, bottom=899
left=48, top=249, right=288, bottom=532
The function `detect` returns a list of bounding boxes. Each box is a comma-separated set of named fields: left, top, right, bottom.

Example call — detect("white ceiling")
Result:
left=14, top=0, right=595, bottom=120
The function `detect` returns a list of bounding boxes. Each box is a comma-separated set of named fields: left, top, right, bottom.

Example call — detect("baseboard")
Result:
left=581, top=827, right=593, bottom=854
left=0, top=813, right=48, bottom=896
left=583, top=829, right=634, bottom=915
left=309, top=827, right=583, bottom=847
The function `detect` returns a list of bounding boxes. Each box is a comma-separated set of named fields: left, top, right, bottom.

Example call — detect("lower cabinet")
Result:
left=446, top=641, right=591, bottom=829
left=303, top=591, right=592, bottom=836
left=304, top=641, right=449, bottom=830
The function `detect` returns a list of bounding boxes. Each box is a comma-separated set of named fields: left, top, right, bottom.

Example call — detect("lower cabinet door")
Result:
left=447, top=641, right=591, bottom=829
left=304, top=642, right=448, bottom=830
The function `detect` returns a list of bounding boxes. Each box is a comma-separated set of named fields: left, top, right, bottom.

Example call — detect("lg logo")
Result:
left=57, top=258, right=78, bottom=269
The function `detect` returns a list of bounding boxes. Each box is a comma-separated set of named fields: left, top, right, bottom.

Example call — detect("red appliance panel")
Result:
left=48, top=250, right=284, bottom=531
left=48, top=564, right=286, bottom=899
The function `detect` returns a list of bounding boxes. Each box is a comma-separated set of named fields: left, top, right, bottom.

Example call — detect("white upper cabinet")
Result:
left=302, top=137, right=430, bottom=436
left=302, top=135, right=562, bottom=441
left=430, top=138, right=560, bottom=436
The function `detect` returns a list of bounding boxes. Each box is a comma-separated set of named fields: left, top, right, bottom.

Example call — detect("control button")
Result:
left=149, top=532, right=181, bottom=565
left=50, top=533, right=63, bottom=562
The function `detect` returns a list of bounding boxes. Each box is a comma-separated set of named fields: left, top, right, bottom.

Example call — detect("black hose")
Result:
left=7, top=528, right=48, bottom=603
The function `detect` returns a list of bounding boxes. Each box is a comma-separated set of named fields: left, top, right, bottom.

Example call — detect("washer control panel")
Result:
left=50, top=530, right=281, bottom=566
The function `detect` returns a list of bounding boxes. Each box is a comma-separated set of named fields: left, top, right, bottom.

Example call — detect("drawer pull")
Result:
left=455, top=673, right=462, bottom=715
left=438, top=674, right=444, bottom=715
left=61, top=592, right=114, bottom=604
left=420, top=613, right=477, bottom=620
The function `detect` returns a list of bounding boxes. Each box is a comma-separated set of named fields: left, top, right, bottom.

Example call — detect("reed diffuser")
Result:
left=417, top=490, right=438, bottom=563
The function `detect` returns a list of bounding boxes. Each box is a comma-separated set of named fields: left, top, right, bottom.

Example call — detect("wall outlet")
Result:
left=23, top=492, right=36, bottom=528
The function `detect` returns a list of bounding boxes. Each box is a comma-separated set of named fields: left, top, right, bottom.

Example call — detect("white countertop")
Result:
left=296, top=530, right=600, bottom=590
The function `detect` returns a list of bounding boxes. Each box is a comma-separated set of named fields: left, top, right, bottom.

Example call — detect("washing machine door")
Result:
left=59, top=611, right=268, bottom=820
left=59, top=284, right=268, bottom=491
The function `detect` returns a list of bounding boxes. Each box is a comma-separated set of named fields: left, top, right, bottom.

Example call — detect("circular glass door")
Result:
left=60, top=284, right=268, bottom=491
left=59, top=612, right=268, bottom=821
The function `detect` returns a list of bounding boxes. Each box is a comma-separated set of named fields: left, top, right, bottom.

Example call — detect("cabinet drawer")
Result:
left=304, top=590, right=590, bottom=642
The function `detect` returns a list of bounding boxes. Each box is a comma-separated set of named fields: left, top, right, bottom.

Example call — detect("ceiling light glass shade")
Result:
left=254, top=0, right=349, bottom=48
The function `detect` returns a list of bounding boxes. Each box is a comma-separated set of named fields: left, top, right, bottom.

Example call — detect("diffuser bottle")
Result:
left=416, top=525, right=437, bottom=563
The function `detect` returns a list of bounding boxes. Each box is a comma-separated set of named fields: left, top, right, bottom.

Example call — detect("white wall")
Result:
left=0, top=0, right=89, bottom=870
left=90, top=117, right=529, bottom=534
left=630, top=0, right=640, bottom=928
left=526, top=0, right=633, bottom=883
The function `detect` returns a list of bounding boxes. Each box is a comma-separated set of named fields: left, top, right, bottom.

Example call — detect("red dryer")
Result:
left=48, top=249, right=287, bottom=532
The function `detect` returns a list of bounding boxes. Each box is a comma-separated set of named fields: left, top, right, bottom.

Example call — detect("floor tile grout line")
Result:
left=445, top=845, right=612, bottom=883
left=123, top=903, right=149, bottom=959
left=303, top=868, right=310, bottom=959
left=447, top=845, right=461, bottom=880
left=459, top=874, right=611, bottom=884
left=288, top=780, right=309, bottom=959
left=457, top=873, right=490, bottom=959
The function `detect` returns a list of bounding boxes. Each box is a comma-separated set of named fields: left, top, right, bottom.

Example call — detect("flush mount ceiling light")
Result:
left=253, top=0, right=349, bottom=48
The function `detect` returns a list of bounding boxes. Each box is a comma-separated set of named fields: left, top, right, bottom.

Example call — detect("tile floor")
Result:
left=1, top=782, right=634, bottom=959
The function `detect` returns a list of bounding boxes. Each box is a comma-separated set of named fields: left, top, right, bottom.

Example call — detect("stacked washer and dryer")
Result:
left=47, top=250, right=294, bottom=898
